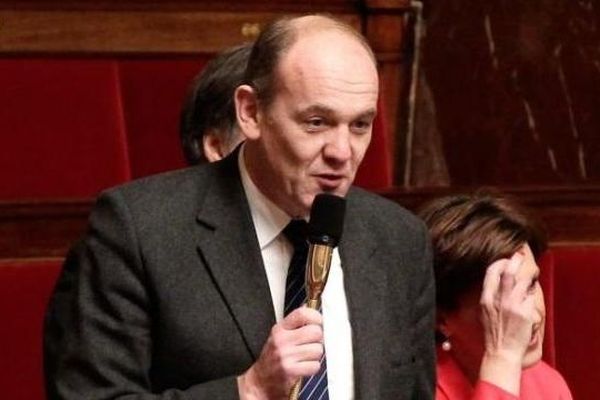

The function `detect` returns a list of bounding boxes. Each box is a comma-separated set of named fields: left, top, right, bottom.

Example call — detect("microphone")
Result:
left=289, top=193, right=346, bottom=400
left=304, top=193, right=346, bottom=309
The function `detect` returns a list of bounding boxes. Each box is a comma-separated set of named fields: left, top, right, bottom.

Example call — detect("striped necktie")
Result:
left=283, top=219, right=329, bottom=400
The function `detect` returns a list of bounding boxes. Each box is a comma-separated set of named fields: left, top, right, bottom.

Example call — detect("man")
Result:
left=179, top=44, right=250, bottom=165
left=45, top=15, right=435, bottom=400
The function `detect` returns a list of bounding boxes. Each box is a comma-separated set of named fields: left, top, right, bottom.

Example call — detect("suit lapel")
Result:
left=193, top=161, right=389, bottom=395
left=195, top=152, right=275, bottom=360
left=340, top=194, right=388, bottom=400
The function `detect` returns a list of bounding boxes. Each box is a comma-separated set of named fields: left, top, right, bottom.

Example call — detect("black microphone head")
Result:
left=308, top=193, right=346, bottom=246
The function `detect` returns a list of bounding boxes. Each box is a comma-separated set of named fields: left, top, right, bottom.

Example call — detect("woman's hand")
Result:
left=478, top=249, right=537, bottom=395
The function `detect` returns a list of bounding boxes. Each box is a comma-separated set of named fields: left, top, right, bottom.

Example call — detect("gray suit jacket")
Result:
left=44, top=151, right=435, bottom=399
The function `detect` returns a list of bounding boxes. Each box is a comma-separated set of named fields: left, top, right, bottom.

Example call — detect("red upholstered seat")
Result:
left=552, top=246, right=600, bottom=400
left=0, top=258, right=62, bottom=400
left=354, top=98, right=393, bottom=189
left=0, top=59, right=131, bottom=199
left=538, top=251, right=556, bottom=367
left=0, top=56, right=392, bottom=193
left=117, top=57, right=392, bottom=188
left=118, top=58, right=209, bottom=178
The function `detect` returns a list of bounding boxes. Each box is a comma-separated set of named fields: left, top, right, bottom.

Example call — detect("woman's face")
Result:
left=440, top=244, right=546, bottom=371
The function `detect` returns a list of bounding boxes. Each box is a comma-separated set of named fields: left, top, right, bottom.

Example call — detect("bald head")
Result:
left=243, top=14, right=377, bottom=108
left=287, top=15, right=376, bottom=63
left=235, top=14, right=379, bottom=217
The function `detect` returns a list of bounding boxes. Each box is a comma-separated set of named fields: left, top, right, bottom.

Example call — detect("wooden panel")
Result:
left=364, top=11, right=410, bottom=176
left=364, top=0, right=411, bottom=10
left=0, top=2, right=409, bottom=184
left=2, top=187, right=599, bottom=258
left=0, top=0, right=358, bottom=12
left=380, top=186, right=600, bottom=245
left=0, top=10, right=359, bottom=54
left=377, top=59, right=405, bottom=168
left=0, top=199, right=90, bottom=258
left=419, top=0, right=600, bottom=187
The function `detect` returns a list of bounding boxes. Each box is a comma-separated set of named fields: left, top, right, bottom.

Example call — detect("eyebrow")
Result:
left=297, top=104, right=377, bottom=120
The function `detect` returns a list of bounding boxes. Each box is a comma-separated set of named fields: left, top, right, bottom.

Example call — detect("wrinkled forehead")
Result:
left=280, top=29, right=378, bottom=81
left=288, top=16, right=377, bottom=62
left=273, top=33, right=379, bottom=109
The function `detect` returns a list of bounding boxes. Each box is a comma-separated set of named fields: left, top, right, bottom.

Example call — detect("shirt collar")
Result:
left=238, top=144, right=291, bottom=250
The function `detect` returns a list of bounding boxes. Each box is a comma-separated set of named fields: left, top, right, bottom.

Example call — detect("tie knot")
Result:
left=283, top=219, right=308, bottom=250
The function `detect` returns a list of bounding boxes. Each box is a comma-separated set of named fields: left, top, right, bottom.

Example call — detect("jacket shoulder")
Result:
left=347, top=186, right=426, bottom=236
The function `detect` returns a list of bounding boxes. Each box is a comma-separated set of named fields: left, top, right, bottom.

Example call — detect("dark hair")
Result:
left=419, top=192, right=547, bottom=312
left=243, top=14, right=376, bottom=108
left=242, top=17, right=295, bottom=107
left=179, top=44, right=252, bottom=165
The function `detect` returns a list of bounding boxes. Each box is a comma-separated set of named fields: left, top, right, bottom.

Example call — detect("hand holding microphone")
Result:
left=288, top=193, right=345, bottom=400
left=238, top=194, right=345, bottom=400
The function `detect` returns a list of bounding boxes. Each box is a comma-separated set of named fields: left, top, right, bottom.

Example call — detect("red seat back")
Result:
left=118, top=58, right=209, bottom=178
left=0, top=56, right=393, bottom=195
left=0, top=258, right=62, bottom=399
left=0, top=59, right=131, bottom=199
left=538, top=251, right=556, bottom=366
left=552, top=246, right=600, bottom=400
left=354, top=98, right=393, bottom=189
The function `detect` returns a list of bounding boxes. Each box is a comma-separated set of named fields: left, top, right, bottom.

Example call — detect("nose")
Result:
left=531, top=288, right=546, bottom=323
left=323, top=128, right=352, bottom=165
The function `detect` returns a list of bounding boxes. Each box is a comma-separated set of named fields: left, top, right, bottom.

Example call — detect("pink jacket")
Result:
left=436, top=349, right=573, bottom=400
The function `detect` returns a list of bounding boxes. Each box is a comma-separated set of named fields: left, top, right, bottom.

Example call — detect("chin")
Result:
left=323, top=184, right=351, bottom=199
left=522, top=345, right=543, bottom=369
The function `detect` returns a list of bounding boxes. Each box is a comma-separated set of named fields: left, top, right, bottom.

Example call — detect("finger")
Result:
left=287, top=323, right=324, bottom=345
left=499, top=268, right=516, bottom=305
left=506, top=252, right=524, bottom=275
left=480, top=259, right=508, bottom=307
left=515, top=244, right=528, bottom=256
left=282, top=307, right=323, bottom=330
left=290, top=342, right=324, bottom=362
left=289, top=360, right=322, bottom=378
left=508, top=275, right=533, bottom=304
left=498, top=253, right=525, bottom=303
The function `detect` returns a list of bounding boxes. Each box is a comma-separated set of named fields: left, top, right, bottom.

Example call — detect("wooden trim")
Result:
left=1, top=187, right=600, bottom=258
left=0, top=256, right=64, bottom=265
left=0, top=198, right=92, bottom=217
left=0, top=2, right=407, bottom=183
left=0, top=10, right=360, bottom=54
left=379, top=186, right=600, bottom=244
left=363, top=0, right=411, bottom=12
left=0, top=199, right=92, bottom=259
left=550, top=241, right=600, bottom=248
left=364, top=9, right=411, bottom=171
left=0, top=1, right=359, bottom=13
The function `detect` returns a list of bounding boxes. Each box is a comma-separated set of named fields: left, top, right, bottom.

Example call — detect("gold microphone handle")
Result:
left=289, top=379, right=302, bottom=400
left=288, top=298, right=322, bottom=400
left=305, top=298, right=320, bottom=310
left=289, top=243, right=332, bottom=400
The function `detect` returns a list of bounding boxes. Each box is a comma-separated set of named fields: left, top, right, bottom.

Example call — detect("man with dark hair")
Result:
left=180, top=44, right=251, bottom=164
left=45, top=15, right=435, bottom=400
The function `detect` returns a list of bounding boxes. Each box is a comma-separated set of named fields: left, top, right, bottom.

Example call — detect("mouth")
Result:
left=315, top=173, right=346, bottom=190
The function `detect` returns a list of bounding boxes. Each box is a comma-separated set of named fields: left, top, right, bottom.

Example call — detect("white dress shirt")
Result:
left=238, top=146, right=354, bottom=399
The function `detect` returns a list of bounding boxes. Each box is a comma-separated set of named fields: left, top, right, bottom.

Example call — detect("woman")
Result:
left=419, top=194, right=572, bottom=399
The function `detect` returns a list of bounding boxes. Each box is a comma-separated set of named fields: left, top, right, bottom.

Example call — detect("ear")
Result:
left=235, top=84, right=262, bottom=141
left=202, top=131, right=225, bottom=163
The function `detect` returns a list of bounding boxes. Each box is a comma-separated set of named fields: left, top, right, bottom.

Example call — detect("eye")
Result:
left=350, top=119, right=373, bottom=134
left=304, top=117, right=328, bottom=132
left=528, top=277, right=539, bottom=292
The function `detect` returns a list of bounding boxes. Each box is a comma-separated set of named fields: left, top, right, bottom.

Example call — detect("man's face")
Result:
left=244, top=30, right=379, bottom=217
